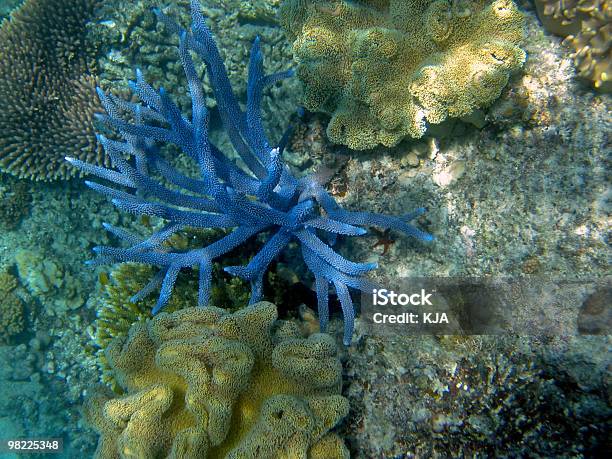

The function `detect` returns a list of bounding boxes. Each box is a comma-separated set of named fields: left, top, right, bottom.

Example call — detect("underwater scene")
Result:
left=0, top=0, right=610, bottom=457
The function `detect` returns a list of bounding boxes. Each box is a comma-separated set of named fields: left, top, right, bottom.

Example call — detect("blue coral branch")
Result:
left=67, top=1, right=433, bottom=345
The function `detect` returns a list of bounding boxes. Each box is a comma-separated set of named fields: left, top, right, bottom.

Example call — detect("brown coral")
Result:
left=0, top=0, right=106, bottom=181
left=0, top=270, right=18, bottom=294
left=280, top=0, right=526, bottom=149
left=535, top=0, right=611, bottom=91
left=85, top=302, right=349, bottom=458
left=0, top=270, right=24, bottom=343
left=0, top=176, right=32, bottom=230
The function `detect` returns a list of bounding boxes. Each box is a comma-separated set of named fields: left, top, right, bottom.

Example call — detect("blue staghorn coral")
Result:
left=67, top=0, right=433, bottom=345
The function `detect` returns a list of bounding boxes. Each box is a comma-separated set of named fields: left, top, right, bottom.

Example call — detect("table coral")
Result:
left=0, top=0, right=105, bottom=180
left=535, top=0, right=611, bottom=91
left=85, top=302, right=349, bottom=458
left=280, top=0, right=526, bottom=149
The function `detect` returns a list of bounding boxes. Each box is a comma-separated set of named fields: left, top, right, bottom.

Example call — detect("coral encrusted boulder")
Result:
left=280, top=0, right=526, bottom=149
left=84, top=302, right=349, bottom=459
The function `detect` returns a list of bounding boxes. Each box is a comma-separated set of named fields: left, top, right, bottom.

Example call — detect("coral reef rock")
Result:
left=15, top=249, right=84, bottom=313
left=280, top=0, right=527, bottom=149
left=342, top=334, right=611, bottom=457
left=0, top=0, right=105, bottom=180
left=535, top=0, right=611, bottom=91
left=85, top=302, right=349, bottom=458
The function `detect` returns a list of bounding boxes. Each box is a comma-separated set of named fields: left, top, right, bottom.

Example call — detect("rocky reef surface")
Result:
left=316, top=2, right=610, bottom=456
left=0, top=0, right=609, bottom=457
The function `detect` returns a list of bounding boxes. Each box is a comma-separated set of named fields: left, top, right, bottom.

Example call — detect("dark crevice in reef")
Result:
left=237, top=15, right=279, bottom=28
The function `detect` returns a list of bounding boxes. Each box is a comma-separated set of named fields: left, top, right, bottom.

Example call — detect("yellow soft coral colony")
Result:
left=84, top=302, right=349, bottom=459
left=535, top=0, right=611, bottom=92
left=280, top=0, right=526, bottom=149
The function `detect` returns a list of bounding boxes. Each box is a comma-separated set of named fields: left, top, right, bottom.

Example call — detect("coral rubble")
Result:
left=279, top=0, right=527, bottom=149
left=0, top=0, right=105, bottom=180
left=85, top=302, right=349, bottom=458
left=535, top=0, right=611, bottom=91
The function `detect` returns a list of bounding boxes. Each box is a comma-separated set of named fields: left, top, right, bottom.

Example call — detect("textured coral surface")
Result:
left=280, top=0, right=526, bottom=149
left=535, top=0, right=611, bottom=91
left=0, top=269, right=24, bottom=343
left=0, top=0, right=104, bottom=180
left=85, top=302, right=349, bottom=458
left=0, top=176, right=31, bottom=230
left=0, top=1, right=608, bottom=457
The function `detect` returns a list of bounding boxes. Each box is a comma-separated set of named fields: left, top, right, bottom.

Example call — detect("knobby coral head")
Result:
left=67, top=0, right=433, bottom=345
